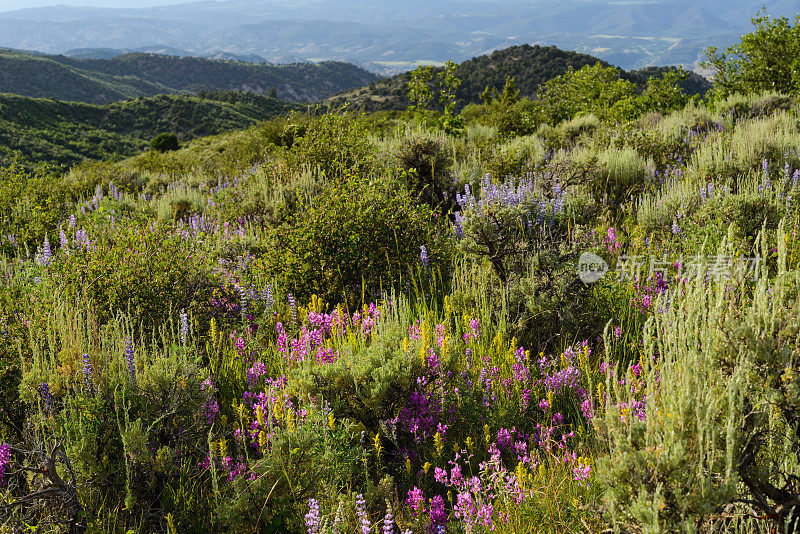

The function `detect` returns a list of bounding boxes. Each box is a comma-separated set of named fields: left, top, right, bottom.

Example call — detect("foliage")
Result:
left=703, top=10, right=800, bottom=100
left=151, top=132, right=181, bottom=153
left=270, top=178, right=451, bottom=307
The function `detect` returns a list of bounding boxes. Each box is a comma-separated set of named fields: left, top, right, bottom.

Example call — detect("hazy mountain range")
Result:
left=0, top=0, right=798, bottom=73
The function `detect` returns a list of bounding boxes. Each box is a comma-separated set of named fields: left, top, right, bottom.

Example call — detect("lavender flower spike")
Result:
left=179, top=310, right=189, bottom=345
left=305, top=498, right=321, bottom=534
left=125, top=337, right=136, bottom=385
left=420, top=245, right=429, bottom=268
left=83, top=353, right=93, bottom=394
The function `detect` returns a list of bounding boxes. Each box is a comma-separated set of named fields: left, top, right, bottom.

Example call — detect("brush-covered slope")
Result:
left=328, top=44, right=712, bottom=111
left=0, top=90, right=301, bottom=169
left=0, top=48, right=381, bottom=104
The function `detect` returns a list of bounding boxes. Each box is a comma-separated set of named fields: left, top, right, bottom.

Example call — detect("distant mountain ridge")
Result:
left=0, top=0, right=795, bottom=71
left=0, top=48, right=380, bottom=104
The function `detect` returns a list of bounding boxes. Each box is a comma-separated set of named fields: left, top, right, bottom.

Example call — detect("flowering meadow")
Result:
left=2, top=88, right=800, bottom=534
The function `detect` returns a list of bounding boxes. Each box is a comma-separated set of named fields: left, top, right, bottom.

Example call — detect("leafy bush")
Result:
left=151, top=132, right=181, bottom=152
left=395, top=134, right=453, bottom=212
left=270, top=178, right=452, bottom=306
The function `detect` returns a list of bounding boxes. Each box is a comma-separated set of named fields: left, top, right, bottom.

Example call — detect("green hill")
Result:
left=327, top=44, right=711, bottom=111
left=0, top=90, right=302, bottom=170
left=0, top=49, right=381, bottom=104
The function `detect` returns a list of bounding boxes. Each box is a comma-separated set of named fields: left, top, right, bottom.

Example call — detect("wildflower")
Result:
left=671, top=221, right=680, bottom=235
left=125, top=337, right=136, bottom=385
left=383, top=500, right=395, bottom=534
left=356, top=494, right=370, bottom=534
left=429, top=494, right=447, bottom=531
left=420, top=245, right=429, bottom=268
left=59, top=228, right=69, bottom=252
left=40, top=382, right=53, bottom=407
left=288, top=293, right=298, bottom=323
left=0, top=442, right=11, bottom=486
left=41, top=235, right=52, bottom=266
left=261, top=284, right=275, bottom=312
left=407, top=487, right=424, bottom=515
left=179, top=310, right=189, bottom=345
left=573, top=461, right=591, bottom=484
left=305, top=498, right=321, bottom=534
left=82, top=353, right=93, bottom=395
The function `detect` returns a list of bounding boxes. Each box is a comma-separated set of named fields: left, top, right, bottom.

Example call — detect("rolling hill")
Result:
left=0, top=48, right=380, bottom=104
left=326, top=45, right=712, bottom=112
left=0, top=90, right=301, bottom=169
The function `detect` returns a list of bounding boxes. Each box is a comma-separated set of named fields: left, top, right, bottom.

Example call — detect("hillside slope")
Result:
left=0, top=91, right=301, bottom=169
left=327, top=44, right=711, bottom=112
left=0, top=48, right=381, bottom=104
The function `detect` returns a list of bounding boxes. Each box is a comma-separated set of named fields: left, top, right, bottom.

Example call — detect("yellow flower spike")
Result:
left=423, top=461, right=431, bottom=474
left=538, top=464, right=546, bottom=479
left=328, top=413, right=336, bottom=430
left=483, top=424, right=491, bottom=446
left=466, top=437, right=474, bottom=453
left=515, top=462, right=528, bottom=489
left=219, top=439, right=227, bottom=459
left=434, top=432, right=444, bottom=457
left=256, top=405, right=265, bottom=427
left=402, top=337, right=410, bottom=354
left=373, top=433, right=382, bottom=456
left=406, top=458, right=412, bottom=476
left=547, top=390, right=554, bottom=409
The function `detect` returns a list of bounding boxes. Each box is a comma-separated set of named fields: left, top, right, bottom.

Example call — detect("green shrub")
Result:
left=270, top=178, right=452, bottom=307
left=484, top=135, right=545, bottom=179
left=395, top=134, right=453, bottom=212
left=588, top=147, right=648, bottom=218
left=151, top=132, right=181, bottom=153
left=558, top=114, right=600, bottom=144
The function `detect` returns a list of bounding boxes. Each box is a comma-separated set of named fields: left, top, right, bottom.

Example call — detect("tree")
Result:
left=702, top=9, right=800, bottom=100
left=537, top=63, right=639, bottom=124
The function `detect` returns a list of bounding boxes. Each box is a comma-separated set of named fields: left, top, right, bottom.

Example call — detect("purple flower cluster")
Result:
left=0, top=442, right=10, bottom=486
left=83, top=353, right=94, bottom=395
left=305, top=498, right=321, bottom=534
left=199, top=379, right=220, bottom=425
left=356, top=493, right=370, bottom=534
left=124, top=337, right=136, bottom=385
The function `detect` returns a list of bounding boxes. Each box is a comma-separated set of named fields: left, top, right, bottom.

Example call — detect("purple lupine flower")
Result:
left=69, top=214, right=76, bottom=228
left=82, top=353, right=93, bottom=395
left=39, top=382, right=52, bottom=407
left=59, top=228, right=69, bottom=252
left=179, top=310, right=189, bottom=345
left=793, top=169, right=799, bottom=189
left=305, top=498, right=321, bottom=534
left=261, top=284, right=275, bottom=312
left=124, top=337, right=136, bottom=385
left=41, top=236, right=52, bottom=266
left=671, top=221, right=680, bottom=235
left=356, top=494, right=370, bottom=534
left=288, top=293, right=297, bottom=323
left=237, top=285, right=249, bottom=320
left=383, top=501, right=395, bottom=534
left=0, top=442, right=11, bottom=486
left=420, top=245, right=429, bottom=268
